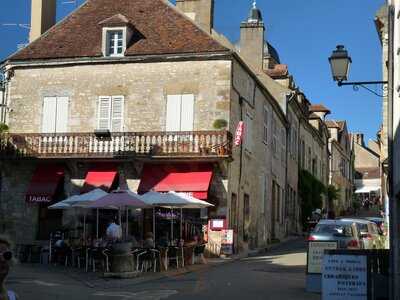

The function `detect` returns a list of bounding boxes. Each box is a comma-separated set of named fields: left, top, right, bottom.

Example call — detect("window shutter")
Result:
left=55, top=97, right=69, bottom=133
left=42, top=97, right=57, bottom=133
left=98, top=96, right=111, bottom=130
left=111, top=96, right=124, bottom=132
left=180, top=94, right=194, bottom=131
left=245, top=113, right=253, bottom=151
left=166, top=95, right=181, bottom=131
left=263, top=106, right=268, bottom=143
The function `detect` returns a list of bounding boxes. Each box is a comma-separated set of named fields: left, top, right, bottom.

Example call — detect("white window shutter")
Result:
left=180, top=94, right=194, bottom=131
left=98, top=96, right=111, bottom=130
left=166, top=95, right=181, bottom=131
left=55, top=97, right=69, bottom=133
left=111, top=96, right=124, bottom=132
left=42, top=97, right=57, bottom=133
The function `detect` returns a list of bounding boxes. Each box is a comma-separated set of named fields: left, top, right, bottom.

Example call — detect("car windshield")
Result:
left=314, top=224, right=353, bottom=236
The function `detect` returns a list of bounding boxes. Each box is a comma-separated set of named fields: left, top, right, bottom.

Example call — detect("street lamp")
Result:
left=328, top=45, right=387, bottom=95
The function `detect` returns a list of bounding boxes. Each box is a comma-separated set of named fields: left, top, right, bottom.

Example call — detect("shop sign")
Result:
left=307, top=241, right=338, bottom=274
left=26, top=195, right=52, bottom=203
left=234, top=121, right=244, bottom=146
left=322, top=253, right=368, bottom=300
left=221, top=229, right=234, bottom=255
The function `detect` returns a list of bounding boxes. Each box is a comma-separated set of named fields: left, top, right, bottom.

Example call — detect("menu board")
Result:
left=220, top=229, right=234, bottom=255
left=307, top=241, right=338, bottom=274
left=322, top=254, right=368, bottom=300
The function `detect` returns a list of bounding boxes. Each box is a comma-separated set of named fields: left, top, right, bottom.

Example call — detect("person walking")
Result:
left=0, top=235, right=18, bottom=300
left=106, top=219, right=122, bottom=243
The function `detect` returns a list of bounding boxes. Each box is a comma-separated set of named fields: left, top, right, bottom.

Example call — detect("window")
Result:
left=106, top=30, right=124, bottom=56
left=230, top=193, right=237, bottom=230
left=42, top=97, right=69, bottom=133
left=308, top=147, right=312, bottom=171
left=243, top=194, right=250, bottom=242
left=281, top=128, right=286, bottom=164
left=244, top=112, right=253, bottom=152
left=97, top=96, right=124, bottom=132
left=272, top=117, right=278, bottom=157
left=263, top=106, right=268, bottom=144
left=166, top=94, right=194, bottom=131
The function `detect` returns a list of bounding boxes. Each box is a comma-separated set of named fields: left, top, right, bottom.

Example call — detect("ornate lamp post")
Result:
left=329, top=45, right=387, bottom=95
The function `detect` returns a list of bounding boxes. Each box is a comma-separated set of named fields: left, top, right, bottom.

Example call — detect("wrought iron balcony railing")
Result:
left=0, top=131, right=232, bottom=159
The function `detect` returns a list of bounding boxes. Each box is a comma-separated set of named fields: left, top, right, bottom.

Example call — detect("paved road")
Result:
left=7, top=239, right=320, bottom=300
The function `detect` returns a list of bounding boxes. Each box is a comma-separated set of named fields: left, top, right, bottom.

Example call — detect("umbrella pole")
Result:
left=96, top=208, right=99, bottom=240
left=171, top=208, right=174, bottom=244
left=153, top=207, right=156, bottom=248
left=83, top=213, right=86, bottom=245
left=180, top=208, right=183, bottom=241
left=126, top=206, right=129, bottom=238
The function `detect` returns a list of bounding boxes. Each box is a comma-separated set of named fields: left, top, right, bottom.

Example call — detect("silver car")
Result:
left=308, top=219, right=363, bottom=249
left=338, top=218, right=384, bottom=249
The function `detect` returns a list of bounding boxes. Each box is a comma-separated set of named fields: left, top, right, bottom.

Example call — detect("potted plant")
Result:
left=212, top=119, right=228, bottom=155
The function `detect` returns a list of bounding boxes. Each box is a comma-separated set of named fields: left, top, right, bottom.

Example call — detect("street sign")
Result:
left=322, top=252, right=369, bottom=300
left=307, top=241, right=338, bottom=274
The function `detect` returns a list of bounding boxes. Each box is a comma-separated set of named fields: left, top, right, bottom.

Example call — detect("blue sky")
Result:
left=0, top=0, right=385, bottom=141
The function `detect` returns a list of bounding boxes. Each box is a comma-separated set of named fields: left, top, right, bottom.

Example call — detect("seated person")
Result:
left=143, top=232, right=154, bottom=248
left=157, top=233, right=169, bottom=248
left=106, top=219, right=122, bottom=243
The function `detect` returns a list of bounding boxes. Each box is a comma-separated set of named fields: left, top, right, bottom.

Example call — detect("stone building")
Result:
left=352, top=133, right=380, bottom=202
left=326, top=120, right=353, bottom=214
left=0, top=0, right=290, bottom=253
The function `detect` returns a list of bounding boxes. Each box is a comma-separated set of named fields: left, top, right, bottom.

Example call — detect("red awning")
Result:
left=26, top=164, right=64, bottom=203
left=138, top=163, right=213, bottom=200
left=82, top=164, right=118, bottom=193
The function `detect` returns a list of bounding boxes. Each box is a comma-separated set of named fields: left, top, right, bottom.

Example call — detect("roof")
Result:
left=336, top=120, right=346, bottom=131
left=8, top=0, right=228, bottom=61
left=325, top=120, right=340, bottom=129
left=309, top=104, right=331, bottom=113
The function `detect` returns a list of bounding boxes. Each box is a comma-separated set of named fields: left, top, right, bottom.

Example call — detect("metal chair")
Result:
left=137, top=249, right=159, bottom=272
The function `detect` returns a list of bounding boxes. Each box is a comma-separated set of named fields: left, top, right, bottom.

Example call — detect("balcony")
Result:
left=0, top=130, right=232, bottom=160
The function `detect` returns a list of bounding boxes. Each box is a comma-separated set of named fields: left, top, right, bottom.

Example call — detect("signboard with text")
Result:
left=234, top=121, right=244, bottom=146
left=307, top=241, right=338, bottom=274
left=220, top=229, right=234, bottom=255
left=322, top=252, right=369, bottom=300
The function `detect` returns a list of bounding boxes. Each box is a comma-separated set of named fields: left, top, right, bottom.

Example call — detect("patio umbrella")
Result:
left=48, top=201, right=72, bottom=210
left=141, top=191, right=214, bottom=243
left=69, top=189, right=109, bottom=239
left=88, top=190, right=150, bottom=238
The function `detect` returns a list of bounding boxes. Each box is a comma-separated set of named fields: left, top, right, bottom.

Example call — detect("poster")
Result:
left=307, top=241, right=338, bottom=274
left=322, top=254, right=368, bottom=300
left=220, top=229, right=234, bottom=255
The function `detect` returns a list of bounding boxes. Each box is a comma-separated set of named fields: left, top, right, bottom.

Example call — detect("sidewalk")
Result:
left=9, top=237, right=304, bottom=290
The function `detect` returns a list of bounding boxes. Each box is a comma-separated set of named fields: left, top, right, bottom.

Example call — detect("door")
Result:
left=271, top=181, right=276, bottom=239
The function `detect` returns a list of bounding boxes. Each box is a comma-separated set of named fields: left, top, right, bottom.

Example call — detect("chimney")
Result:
left=353, top=133, right=365, bottom=146
left=29, top=0, right=56, bottom=43
left=239, top=2, right=265, bottom=70
left=176, top=0, right=214, bottom=34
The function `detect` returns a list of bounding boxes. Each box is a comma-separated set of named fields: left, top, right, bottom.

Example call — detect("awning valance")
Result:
left=25, top=164, right=64, bottom=203
left=355, top=186, right=381, bottom=194
left=82, top=164, right=118, bottom=193
left=138, top=163, right=213, bottom=200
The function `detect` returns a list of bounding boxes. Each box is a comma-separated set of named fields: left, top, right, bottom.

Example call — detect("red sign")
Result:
left=234, top=121, right=244, bottom=146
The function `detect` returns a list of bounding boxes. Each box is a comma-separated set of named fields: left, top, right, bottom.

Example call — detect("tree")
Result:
left=326, top=184, right=340, bottom=217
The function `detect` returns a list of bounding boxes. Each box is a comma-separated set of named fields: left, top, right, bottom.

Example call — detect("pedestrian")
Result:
left=0, top=235, right=18, bottom=300
left=106, top=219, right=122, bottom=243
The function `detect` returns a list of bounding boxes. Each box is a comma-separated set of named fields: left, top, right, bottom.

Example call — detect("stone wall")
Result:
left=7, top=60, right=231, bottom=133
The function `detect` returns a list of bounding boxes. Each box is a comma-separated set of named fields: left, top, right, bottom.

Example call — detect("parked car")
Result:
left=308, top=220, right=362, bottom=249
left=365, top=217, right=385, bottom=235
left=338, top=218, right=384, bottom=249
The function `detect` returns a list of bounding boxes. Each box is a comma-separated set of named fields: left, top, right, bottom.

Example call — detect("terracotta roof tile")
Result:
left=325, top=120, right=340, bottom=128
left=309, top=104, right=331, bottom=113
left=9, top=0, right=228, bottom=61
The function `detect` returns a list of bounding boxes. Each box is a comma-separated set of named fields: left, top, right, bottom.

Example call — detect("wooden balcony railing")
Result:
left=0, top=131, right=232, bottom=159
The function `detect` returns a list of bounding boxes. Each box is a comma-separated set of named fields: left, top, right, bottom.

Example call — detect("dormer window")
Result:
left=99, top=14, right=134, bottom=58
left=107, top=30, right=124, bottom=56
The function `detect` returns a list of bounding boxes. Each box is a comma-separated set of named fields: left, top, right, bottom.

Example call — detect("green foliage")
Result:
left=298, top=169, right=326, bottom=229
left=326, top=184, right=340, bottom=203
left=212, top=119, right=228, bottom=130
left=0, top=123, right=8, bottom=133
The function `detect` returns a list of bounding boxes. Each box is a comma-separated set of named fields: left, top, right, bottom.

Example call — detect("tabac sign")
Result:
left=234, top=121, right=244, bottom=146
left=26, top=195, right=52, bottom=203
